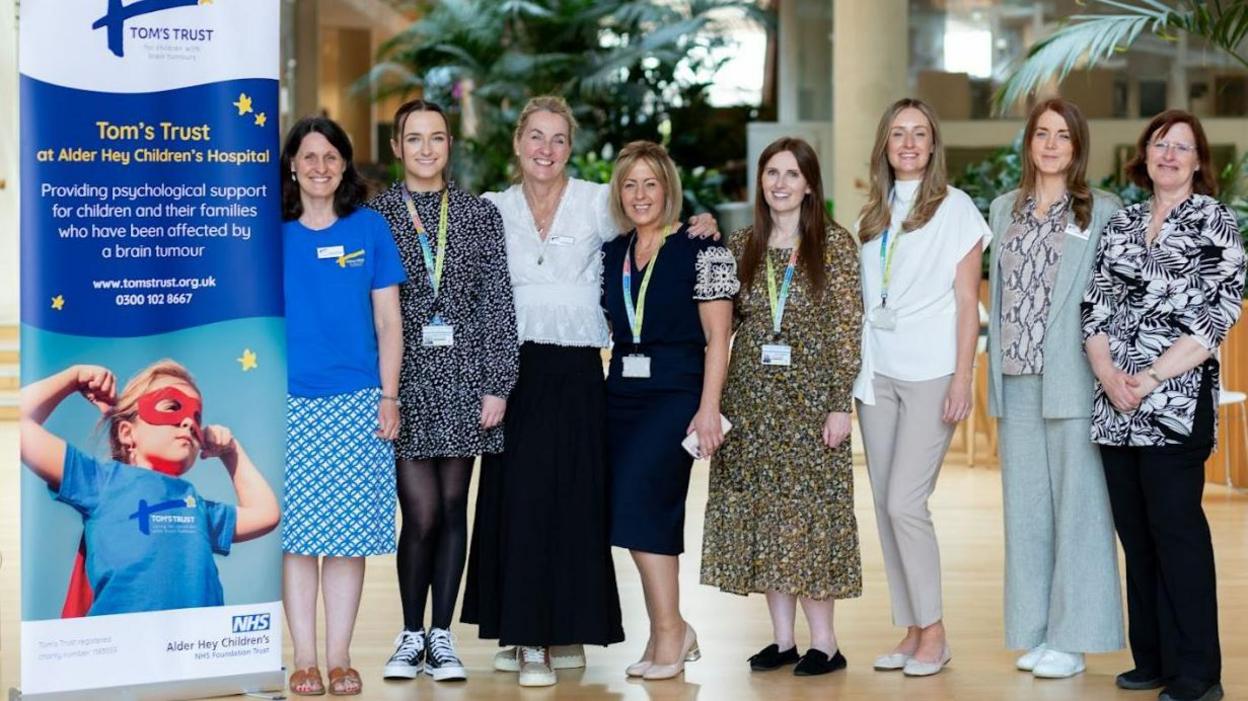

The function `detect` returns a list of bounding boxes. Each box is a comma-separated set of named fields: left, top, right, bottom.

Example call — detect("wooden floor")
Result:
left=2, top=420, right=1246, bottom=700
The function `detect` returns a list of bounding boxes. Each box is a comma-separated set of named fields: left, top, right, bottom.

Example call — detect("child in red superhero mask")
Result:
left=20, top=359, right=280, bottom=616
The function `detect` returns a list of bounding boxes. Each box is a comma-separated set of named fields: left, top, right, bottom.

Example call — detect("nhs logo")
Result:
left=231, top=613, right=271, bottom=633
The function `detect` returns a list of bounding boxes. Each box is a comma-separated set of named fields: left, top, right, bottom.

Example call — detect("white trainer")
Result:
left=1016, top=643, right=1049, bottom=672
left=494, top=644, right=585, bottom=672
left=518, top=646, right=557, bottom=687
left=1032, top=649, right=1085, bottom=679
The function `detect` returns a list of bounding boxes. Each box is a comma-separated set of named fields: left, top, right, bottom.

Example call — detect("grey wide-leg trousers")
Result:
left=998, top=375, right=1124, bottom=652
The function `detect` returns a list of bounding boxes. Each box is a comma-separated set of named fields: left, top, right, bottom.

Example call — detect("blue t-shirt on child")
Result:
left=284, top=207, right=407, bottom=397
left=56, top=445, right=237, bottom=616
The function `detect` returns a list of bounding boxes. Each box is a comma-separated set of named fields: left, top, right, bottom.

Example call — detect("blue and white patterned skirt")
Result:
left=282, top=387, right=397, bottom=557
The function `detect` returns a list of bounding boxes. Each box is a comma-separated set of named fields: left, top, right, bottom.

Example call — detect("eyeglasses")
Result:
left=1149, top=140, right=1196, bottom=155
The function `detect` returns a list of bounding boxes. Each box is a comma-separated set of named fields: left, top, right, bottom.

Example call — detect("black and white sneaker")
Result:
left=383, top=629, right=425, bottom=679
left=425, top=628, right=467, bottom=681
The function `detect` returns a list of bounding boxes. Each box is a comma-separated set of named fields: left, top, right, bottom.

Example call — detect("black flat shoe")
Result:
left=1160, top=678, right=1223, bottom=701
left=748, top=643, right=800, bottom=671
left=793, top=649, right=847, bottom=677
left=1116, top=668, right=1166, bottom=690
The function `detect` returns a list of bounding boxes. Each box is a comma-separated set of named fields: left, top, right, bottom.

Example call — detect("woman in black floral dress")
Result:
left=1081, top=110, right=1244, bottom=701
left=365, top=99, right=519, bottom=683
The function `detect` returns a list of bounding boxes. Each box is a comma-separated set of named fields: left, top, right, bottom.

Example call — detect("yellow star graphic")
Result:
left=233, top=93, right=253, bottom=116
left=198, top=0, right=212, bottom=5
left=51, top=295, right=65, bottom=311
left=184, top=494, right=197, bottom=508
left=237, top=348, right=258, bottom=372
left=254, top=112, right=267, bottom=127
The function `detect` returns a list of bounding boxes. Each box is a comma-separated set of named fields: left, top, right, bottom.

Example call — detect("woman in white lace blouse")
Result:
left=459, top=95, right=717, bottom=688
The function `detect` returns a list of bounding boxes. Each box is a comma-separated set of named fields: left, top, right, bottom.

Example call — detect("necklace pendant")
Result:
left=537, top=255, right=544, bottom=265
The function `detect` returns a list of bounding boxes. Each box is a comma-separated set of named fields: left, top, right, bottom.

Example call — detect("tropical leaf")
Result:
left=995, top=0, right=1248, bottom=112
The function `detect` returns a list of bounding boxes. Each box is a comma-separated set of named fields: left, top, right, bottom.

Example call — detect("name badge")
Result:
left=317, top=245, right=345, bottom=259
left=548, top=235, right=576, bottom=247
left=422, top=323, right=455, bottom=347
left=869, top=306, right=897, bottom=330
left=761, top=344, right=792, bottom=366
left=622, top=354, right=651, bottom=378
left=1065, top=223, right=1090, bottom=240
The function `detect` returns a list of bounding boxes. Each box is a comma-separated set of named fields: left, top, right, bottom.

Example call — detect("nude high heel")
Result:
left=642, top=624, right=700, bottom=680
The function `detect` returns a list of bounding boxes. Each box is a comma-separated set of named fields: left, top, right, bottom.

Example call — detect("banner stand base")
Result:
left=8, top=670, right=284, bottom=701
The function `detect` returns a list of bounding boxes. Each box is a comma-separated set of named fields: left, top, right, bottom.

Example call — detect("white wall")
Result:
left=0, top=0, right=19, bottom=325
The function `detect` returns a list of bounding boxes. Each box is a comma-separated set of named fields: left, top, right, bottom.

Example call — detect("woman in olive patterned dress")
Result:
left=701, top=138, right=863, bottom=677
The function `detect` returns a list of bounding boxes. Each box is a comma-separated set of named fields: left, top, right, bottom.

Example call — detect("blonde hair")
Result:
left=104, top=359, right=199, bottom=462
left=858, top=98, right=949, bottom=242
left=608, top=140, right=683, bottom=232
left=512, top=95, right=578, bottom=183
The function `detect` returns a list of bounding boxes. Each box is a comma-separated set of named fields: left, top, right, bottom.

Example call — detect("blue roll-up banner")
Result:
left=18, top=2, right=285, bottom=698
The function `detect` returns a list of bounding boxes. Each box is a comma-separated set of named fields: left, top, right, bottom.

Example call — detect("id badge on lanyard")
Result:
left=871, top=227, right=899, bottom=330
left=422, top=319, right=454, bottom=347
left=621, top=228, right=669, bottom=379
left=762, top=245, right=798, bottom=366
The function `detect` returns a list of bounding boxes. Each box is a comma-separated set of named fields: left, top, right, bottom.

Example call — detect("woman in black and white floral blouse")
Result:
left=1081, top=110, right=1245, bottom=701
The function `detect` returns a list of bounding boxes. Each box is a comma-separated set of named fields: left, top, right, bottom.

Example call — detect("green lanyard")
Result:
left=622, top=226, right=672, bottom=346
left=878, top=227, right=899, bottom=308
left=765, top=245, right=799, bottom=338
left=402, top=187, right=450, bottom=296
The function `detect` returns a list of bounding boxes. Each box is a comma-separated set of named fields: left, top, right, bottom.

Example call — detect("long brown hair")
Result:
left=858, top=98, right=948, bottom=242
left=1126, top=109, right=1218, bottom=196
left=739, top=138, right=829, bottom=297
left=1015, top=98, right=1092, bottom=229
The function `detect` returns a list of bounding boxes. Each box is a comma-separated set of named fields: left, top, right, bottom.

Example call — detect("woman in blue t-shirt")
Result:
left=279, top=116, right=406, bottom=697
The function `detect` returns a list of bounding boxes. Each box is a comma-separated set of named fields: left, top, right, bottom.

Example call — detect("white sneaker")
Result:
left=494, top=644, right=586, bottom=672
left=424, top=628, right=467, bottom=681
left=1016, top=643, right=1048, bottom=672
left=518, top=646, right=557, bottom=687
left=1032, top=649, right=1085, bottom=679
left=382, top=629, right=425, bottom=679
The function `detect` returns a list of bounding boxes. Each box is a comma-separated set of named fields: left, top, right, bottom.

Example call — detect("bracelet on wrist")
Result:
left=1146, top=367, right=1163, bottom=384
left=380, top=394, right=401, bottom=406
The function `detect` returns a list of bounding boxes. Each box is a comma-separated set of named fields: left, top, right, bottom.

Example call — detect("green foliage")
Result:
left=995, top=1, right=1248, bottom=112
left=366, top=0, right=770, bottom=194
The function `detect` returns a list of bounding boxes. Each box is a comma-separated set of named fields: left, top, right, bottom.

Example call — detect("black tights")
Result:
left=396, top=457, right=474, bottom=631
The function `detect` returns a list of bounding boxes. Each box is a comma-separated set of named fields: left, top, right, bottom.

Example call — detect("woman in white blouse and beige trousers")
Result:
left=853, top=98, right=989, bottom=678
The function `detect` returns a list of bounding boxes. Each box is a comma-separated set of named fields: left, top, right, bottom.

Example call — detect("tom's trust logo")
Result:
left=92, top=0, right=212, bottom=58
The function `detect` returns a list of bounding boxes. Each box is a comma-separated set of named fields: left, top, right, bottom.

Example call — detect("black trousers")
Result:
left=1099, top=365, right=1219, bottom=684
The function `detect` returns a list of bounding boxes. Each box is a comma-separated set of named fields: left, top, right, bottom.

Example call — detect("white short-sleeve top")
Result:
left=853, top=180, right=992, bottom=405
left=483, top=178, right=620, bottom=347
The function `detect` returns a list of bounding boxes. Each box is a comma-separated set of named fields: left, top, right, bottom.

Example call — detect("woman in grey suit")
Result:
left=986, top=98, right=1124, bottom=678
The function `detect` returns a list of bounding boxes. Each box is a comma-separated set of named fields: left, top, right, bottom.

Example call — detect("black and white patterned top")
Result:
left=1081, top=193, right=1246, bottom=446
left=366, top=183, right=520, bottom=459
left=999, top=195, right=1070, bottom=374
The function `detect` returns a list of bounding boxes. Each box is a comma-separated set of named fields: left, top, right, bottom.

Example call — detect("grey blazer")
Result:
left=986, top=188, right=1122, bottom=419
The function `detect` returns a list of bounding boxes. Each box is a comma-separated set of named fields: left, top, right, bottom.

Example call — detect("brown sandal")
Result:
left=327, top=667, right=362, bottom=696
left=288, top=667, right=325, bottom=696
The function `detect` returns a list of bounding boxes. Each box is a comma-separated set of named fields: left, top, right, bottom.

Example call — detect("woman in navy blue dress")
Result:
left=602, top=141, right=739, bottom=680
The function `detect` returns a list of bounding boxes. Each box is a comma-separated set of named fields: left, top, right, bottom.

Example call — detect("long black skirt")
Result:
left=461, top=343, right=624, bottom=647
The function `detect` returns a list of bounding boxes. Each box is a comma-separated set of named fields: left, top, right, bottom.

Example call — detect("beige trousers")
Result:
left=856, top=373, right=954, bottom=628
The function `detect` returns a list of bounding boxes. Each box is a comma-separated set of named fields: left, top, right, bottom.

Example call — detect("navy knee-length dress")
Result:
left=601, top=225, right=738, bottom=555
